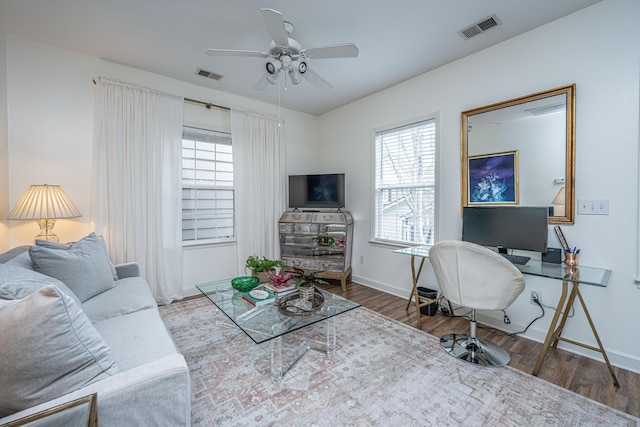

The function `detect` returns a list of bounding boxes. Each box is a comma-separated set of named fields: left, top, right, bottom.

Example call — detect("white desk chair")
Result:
left=429, top=240, right=525, bottom=366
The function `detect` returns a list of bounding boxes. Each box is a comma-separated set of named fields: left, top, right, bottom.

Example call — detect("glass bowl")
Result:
left=231, top=276, right=260, bottom=292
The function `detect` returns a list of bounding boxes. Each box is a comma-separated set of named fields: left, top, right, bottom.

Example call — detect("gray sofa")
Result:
left=0, top=234, right=191, bottom=426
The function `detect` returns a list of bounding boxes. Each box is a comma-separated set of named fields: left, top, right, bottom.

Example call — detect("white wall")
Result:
left=3, top=36, right=319, bottom=294
left=319, top=0, right=640, bottom=372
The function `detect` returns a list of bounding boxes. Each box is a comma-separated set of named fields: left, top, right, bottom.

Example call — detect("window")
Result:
left=182, top=126, right=234, bottom=242
left=374, top=118, right=436, bottom=245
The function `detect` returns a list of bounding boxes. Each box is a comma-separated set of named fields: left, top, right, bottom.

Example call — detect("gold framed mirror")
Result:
left=461, top=84, right=575, bottom=224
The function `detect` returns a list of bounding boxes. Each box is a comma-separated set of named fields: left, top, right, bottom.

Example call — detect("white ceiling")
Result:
left=0, top=0, right=600, bottom=115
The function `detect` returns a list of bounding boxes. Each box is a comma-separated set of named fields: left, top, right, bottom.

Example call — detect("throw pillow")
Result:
left=0, top=285, right=119, bottom=417
left=0, top=264, right=82, bottom=306
left=0, top=245, right=30, bottom=264
left=3, top=251, right=34, bottom=271
left=36, top=235, right=118, bottom=281
left=29, top=232, right=116, bottom=302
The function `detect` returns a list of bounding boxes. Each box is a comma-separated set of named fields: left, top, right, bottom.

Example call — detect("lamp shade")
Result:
left=551, top=187, right=566, bottom=205
left=551, top=187, right=566, bottom=217
left=7, top=184, right=81, bottom=220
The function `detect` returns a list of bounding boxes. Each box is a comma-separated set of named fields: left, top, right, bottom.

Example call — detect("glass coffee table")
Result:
left=196, top=279, right=360, bottom=385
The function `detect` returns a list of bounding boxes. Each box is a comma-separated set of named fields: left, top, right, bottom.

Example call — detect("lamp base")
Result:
left=35, top=219, right=59, bottom=243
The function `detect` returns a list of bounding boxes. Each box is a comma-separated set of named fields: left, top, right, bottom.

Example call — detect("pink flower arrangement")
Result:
left=268, top=270, right=293, bottom=287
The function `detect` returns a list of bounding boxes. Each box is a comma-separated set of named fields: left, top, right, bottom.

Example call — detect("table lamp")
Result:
left=7, top=184, right=82, bottom=242
left=551, top=187, right=565, bottom=217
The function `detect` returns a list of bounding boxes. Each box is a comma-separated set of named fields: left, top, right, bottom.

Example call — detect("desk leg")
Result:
left=533, top=280, right=569, bottom=376
left=552, top=283, right=579, bottom=349
left=533, top=281, right=620, bottom=388
left=404, top=256, right=425, bottom=328
left=573, top=287, right=620, bottom=388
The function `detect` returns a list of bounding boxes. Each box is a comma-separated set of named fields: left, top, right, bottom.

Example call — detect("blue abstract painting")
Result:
left=468, top=151, right=518, bottom=204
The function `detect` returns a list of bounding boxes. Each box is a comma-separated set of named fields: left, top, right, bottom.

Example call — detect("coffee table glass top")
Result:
left=196, top=279, right=361, bottom=344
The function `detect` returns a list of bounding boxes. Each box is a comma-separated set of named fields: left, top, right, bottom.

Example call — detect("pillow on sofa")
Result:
left=36, top=236, right=118, bottom=281
left=0, top=285, right=119, bottom=417
left=0, top=245, right=29, bottom=264
left=0, top=264, right=81, bottom=306
left=29, top=233, right=116, bottom=302
left=3, top=251, right=34, bottom=271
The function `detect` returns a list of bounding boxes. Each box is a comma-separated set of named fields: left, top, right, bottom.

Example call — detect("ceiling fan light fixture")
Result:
left=265, top=59, right=282, bottom=75
left=289, top=69, right=302, bottom=85
left=206, top=8, right=357, bottom=92
left=266, top=70, right=280, bottom=85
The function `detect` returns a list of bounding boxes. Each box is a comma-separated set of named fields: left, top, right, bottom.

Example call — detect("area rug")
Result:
left=159, top=297, right=638, bottom=426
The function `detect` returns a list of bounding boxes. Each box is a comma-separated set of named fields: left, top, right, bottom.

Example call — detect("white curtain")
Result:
left=231, top=109, right=286, bottom=275
left=91, top=77, right=183, bottom=304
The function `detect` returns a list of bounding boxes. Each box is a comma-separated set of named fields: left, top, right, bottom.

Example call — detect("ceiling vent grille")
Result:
left=196, top=68, right=224, bottom=81
left=458, top=14, right=501, bottom=40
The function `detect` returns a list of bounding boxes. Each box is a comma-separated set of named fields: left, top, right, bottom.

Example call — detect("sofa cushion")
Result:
left=82, top=277, right=157, bottom=323
left=0, top=285, right=119, bottom=417
left=36, top=236, right=118, bottom=281
left=0, top=264, right=82, bottom=306
left=93, top=308, right=179, bottom=371
left=29, top=232, right=116, bottom=302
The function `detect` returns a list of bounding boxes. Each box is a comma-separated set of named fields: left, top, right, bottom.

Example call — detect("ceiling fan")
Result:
left=205, top=8, right=359, bottom=91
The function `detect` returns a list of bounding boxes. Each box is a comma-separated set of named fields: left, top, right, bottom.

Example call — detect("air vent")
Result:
left=458, top=14, right=501, bottom=40
left=526, top=103, right=566, bottom=116
left=196, top=68, right=224, bottom=81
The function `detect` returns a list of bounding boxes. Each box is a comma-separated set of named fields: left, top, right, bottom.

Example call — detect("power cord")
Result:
left=507, top=296, right=544, bottom=336
left=438, top=296, right=550, bottom=336
left=437, top=299, right=471, bottom=320
left=502, top=310, right=511, bottom=324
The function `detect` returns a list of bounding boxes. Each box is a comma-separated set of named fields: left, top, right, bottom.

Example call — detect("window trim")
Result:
left=370, top=113, right=439, bottom=247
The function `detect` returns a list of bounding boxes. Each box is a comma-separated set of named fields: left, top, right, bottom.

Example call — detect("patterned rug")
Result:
left=159, top=297, right=638, bottom=426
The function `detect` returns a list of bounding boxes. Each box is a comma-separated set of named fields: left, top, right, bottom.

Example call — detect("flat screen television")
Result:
left=462, top=206, right=548, bottom=253
left=288, top=173, right=345, bottom=209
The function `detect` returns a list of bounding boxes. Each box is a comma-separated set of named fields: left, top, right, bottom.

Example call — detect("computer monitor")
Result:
left=462, top=206, right=548, bottom=253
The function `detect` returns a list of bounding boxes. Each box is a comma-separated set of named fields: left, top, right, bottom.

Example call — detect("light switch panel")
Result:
left=577, top=199, right=609, bottom=215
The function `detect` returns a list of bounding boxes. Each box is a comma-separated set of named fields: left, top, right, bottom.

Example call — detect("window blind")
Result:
left=182, top=126, right=234, bottom=242
left=374, top=119, right=436, bottom=245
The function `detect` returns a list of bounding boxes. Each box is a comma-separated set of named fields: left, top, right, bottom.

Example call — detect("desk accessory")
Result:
left=564, top=247, right=580, bottom=268
left=542, top=247, right=562, bottom=264
left=553, top=226, right=570, bottom=252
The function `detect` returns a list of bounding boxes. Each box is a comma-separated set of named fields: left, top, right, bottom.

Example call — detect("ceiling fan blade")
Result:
left=205, top=49, right=268, bottom=58
left=254, top=73, right=270, bottom=91
left=302, top=43, right=359, bottom=59
left=260, top=8, right=289, bottom=47
left=303, top=68, right=333, bottom=92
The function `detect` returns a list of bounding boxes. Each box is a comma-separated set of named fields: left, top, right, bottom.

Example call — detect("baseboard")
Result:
left=354, top=274, right=640, bottom=375
left=475, top=312, right=640, bottom=375
left=182, top=286, right=201, bottom=299
left=351, top=274, right=409, bottom=300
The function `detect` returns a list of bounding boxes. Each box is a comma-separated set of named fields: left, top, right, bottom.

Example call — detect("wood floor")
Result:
left=317, top=280, right=640, bottom=419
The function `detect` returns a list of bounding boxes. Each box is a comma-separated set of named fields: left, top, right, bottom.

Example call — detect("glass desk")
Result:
left=394, top=245, right=618, bottom=387
left=196, top=279, right=360, bottom=384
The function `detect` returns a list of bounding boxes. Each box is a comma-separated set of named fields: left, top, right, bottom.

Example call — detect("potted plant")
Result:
left=291, top=268, right=328, bottom=301
left=245, top=255, right=285, bottom=282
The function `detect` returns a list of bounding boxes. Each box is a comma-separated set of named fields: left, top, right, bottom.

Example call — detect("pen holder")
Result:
left=564, top=252, right=579, bottom=269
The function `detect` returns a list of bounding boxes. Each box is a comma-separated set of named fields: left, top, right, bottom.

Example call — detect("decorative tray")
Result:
left=278, top=289, right=325, bottom=317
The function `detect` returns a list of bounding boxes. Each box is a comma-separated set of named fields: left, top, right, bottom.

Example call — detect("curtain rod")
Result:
left=91, top=79, right=230, bottom=111
left=184, top=97, right=230, bottom=111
